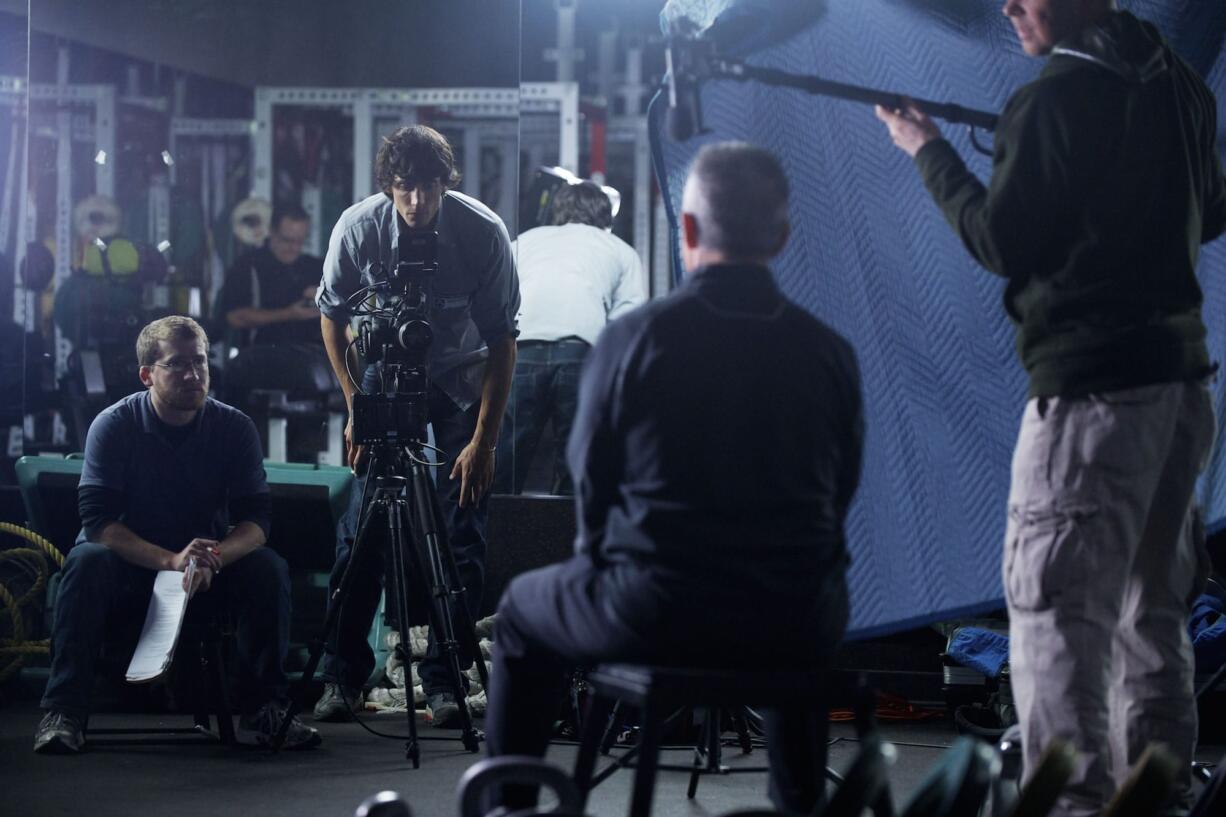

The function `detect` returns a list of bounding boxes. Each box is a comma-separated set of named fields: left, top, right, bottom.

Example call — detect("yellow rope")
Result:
left=0, top=523, right=64, bottom=683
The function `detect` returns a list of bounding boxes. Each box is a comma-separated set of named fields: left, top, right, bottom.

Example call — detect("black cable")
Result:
left=968, top=125, right=994, bottom=158
left=406, top=441, right=449, bottom=469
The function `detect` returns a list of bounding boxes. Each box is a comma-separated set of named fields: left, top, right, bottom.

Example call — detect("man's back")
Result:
left=569, top=263, right=862, bottom=600
left=513, top=224, right=644, bottom=343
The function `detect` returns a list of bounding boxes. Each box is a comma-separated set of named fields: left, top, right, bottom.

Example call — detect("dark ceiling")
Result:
left=17, top=0, right=522, bottom=88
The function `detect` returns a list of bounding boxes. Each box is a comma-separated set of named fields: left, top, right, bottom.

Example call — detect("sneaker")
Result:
left=33, top=711, right=85, bottom=755
left=426, top=691, right=462, bottom=729
left=313, top=682, right=364, bottom=722
left=237, top=703, right=322, bottom=750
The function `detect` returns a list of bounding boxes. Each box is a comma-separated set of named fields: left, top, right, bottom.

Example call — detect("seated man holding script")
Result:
left=33, top=316, right=320, bottom=753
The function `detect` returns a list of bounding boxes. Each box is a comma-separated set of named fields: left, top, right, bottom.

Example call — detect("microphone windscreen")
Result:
left=667, top=104, right=695, bottom=142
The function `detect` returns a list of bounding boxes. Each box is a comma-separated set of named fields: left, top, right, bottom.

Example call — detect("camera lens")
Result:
left=398, top=319, right=433, bottom=351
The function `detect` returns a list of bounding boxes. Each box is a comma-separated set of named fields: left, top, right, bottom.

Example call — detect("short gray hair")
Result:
left=686, top=142, right=789, bottom=260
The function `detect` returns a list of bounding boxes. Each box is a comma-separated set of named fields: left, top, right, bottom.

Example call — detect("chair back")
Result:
left=456, top=756, right=585, bottom=817
left=14, top=455, right=85, bottom=554
left=223, top=343, right=337, bottom=405
left=825, top=733, right=897, bottom=817
left=1099, top=744, right=1180, bottom=817
left=901, top=737, right=999, bottom=817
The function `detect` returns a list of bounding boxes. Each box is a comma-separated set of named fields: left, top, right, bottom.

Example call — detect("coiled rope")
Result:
left=0, top=522, right=64, bottom=683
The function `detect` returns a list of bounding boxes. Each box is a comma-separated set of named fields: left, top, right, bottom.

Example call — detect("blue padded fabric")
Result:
left=654, top=0, right=1226, bottom=637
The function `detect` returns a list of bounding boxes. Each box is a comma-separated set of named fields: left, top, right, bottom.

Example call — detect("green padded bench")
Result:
left=13, top=455, right=354, bottom=571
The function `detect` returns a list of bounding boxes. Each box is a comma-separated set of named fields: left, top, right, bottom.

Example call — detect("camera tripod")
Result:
left=273, top=441, right=491, bottom=764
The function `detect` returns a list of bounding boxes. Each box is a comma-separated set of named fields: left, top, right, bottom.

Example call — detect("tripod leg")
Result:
left=386, top=500, right=421, bottom=768
left=417, top=540, right=480, bottom=749
left=270, top=484, right=386, bottom=751
left=406, top=457, right=485, bottom=751
left=417, top=462, right=491, bottom=694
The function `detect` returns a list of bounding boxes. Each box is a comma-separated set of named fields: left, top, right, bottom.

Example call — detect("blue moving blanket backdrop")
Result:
left=651, top=0, right=1226, bottom=637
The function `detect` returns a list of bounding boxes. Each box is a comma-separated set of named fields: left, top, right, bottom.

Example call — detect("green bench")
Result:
left=13, top=455, right=353, bottom=571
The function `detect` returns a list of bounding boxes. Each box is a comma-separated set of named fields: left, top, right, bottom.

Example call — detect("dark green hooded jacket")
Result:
left=915, top=11, right=1226, bottom=397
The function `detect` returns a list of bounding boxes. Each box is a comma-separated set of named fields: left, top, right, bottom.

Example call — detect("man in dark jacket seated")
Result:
left=484, top=143, right=864, bottom=816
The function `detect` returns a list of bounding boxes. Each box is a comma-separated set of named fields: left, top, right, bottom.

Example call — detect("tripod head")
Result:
left=350, top=230, right=439, bottom=449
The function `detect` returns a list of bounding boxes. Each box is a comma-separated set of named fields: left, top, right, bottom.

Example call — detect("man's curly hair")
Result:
left=550, top=181, right=613, bottom=229
left=375, top=125, right=461, bottom=196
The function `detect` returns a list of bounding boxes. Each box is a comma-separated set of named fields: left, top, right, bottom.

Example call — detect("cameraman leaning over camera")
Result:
left=314, top=125, right=519, bottom=727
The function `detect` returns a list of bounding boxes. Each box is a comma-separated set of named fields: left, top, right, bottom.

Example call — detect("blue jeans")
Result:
left=42, top=542, right=292, bottom=719
left=494, top=340, right=588, bottom=494
left=321, top=383, right=489, bottom=695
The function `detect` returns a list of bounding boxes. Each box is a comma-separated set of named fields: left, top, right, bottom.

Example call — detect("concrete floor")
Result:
left=1, top=693, right=1223, bottom=817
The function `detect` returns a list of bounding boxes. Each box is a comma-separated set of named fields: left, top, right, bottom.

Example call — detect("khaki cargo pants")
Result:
left=1005, top=379, right=1215, bottom=817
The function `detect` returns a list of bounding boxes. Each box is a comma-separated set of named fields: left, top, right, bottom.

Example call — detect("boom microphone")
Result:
left=665, top=42, right=701, bottom=141
left=665, top=22, right=707, bottom=142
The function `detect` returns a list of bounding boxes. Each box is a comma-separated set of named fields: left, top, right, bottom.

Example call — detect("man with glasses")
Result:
left=34, top=315, right=320, bottom=753
left=218, top=204, right=323, bottom=349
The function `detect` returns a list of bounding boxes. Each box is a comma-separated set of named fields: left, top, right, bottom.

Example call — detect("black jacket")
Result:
left=567, top=263, right=862, bottom=645
left=916, top=11, right=1226, bottom=397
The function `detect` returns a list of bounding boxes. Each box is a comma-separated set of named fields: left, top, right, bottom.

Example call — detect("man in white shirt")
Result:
left=495, top=181, right=646, bottom=494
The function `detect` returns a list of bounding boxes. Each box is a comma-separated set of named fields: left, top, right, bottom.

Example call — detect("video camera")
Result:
left=351, top=230, right=439, bottom=447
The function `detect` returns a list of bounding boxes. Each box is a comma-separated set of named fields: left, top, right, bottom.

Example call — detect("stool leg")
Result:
left=600, top=700, right=625, bottom=755
left=191, top=642, right=211, bottom=732
left=731, top=707, right=753, bottom=754
left=686, top=708, right=709, bottom=799
left=629, top=699, right=662, bottom=817
left=574, top=695, right=617, bottom=808
left=708, top=707, right=723, bottom=771
left=208, top=635, right=235, bottom=746
left=691, top=706, right=725, bottom=799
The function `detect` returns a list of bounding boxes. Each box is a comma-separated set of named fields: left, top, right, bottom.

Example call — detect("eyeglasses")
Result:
left=154, top=359, right=208, bottom=375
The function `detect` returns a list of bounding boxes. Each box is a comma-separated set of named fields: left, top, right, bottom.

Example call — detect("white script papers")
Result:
left=125, top=558, right=196, bottom=683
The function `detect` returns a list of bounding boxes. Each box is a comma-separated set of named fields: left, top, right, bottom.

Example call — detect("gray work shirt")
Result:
left=317, top=191, right=519, bottom=410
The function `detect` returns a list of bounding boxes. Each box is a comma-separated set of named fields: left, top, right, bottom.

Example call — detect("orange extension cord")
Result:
left=829, top=690, right=946, bottom=723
